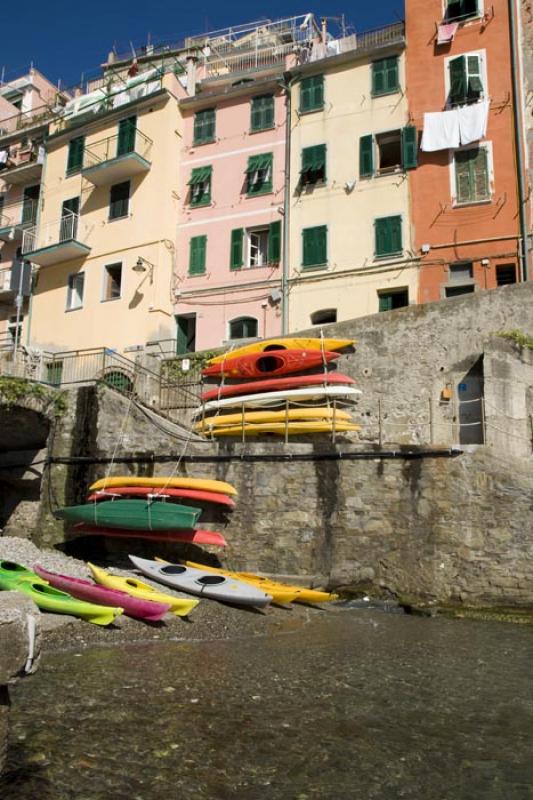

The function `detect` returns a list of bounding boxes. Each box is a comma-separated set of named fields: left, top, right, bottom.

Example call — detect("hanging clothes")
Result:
left=437, top=22, right=459, bottom=45
left=420, top=109, right=460, bottom=151
left=0, top=150, right=9, bottom=166
left=457, top=100, right=490, bottom=145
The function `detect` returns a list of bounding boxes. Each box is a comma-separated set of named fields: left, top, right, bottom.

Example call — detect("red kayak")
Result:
left=201, top=372, right=355, bottom=402
left=73, top=524, right=227, bottom=547
left=202, top=349, right=340, bottom=379
left=87, top=487, right=236, bottom=508
left=33, top=564, right=170, bottom=621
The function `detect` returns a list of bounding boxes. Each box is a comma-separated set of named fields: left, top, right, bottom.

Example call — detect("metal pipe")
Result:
left=508, top=0, right=530, bottom=281
left=281, top=74, right=293, bottom=335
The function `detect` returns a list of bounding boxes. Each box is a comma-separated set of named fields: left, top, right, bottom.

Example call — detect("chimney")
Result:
left=186, top=55, right=197, bottom=97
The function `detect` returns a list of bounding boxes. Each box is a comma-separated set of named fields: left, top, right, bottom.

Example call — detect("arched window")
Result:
left=229, top=316, right=258, bottom=340
left=311, top=308, right=337, bottom=325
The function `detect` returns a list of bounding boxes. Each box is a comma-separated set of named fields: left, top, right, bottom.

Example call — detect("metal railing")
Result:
left=0, top=104, right=59, bottom=136
left=0, top=198, right=38, bottom=229
left=354, top=22, right=405, bottom=52
left=83, top=128, right=153, bottom=169
left=22, top=212, right=86, bottom=255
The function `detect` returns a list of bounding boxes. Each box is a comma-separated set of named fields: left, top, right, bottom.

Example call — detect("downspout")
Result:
left=508, top=0, right=530, bottom=281
left=281, top=72, right=294, bottom=335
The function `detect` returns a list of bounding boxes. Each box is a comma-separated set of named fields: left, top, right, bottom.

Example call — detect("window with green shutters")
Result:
left=188, top=166, right=212, bottom=207
left=117, top=116, right=137, bottom=156
left=109, top=181, right=130, bottom=220
left=229, top=317, right=258, bottom=340
left=251, top=95, right=274, bottom=132
left=454, top=147, right=490, bottom=204
left=189, top=235, right=207, bottom=275
left=448, top=54, right=484, bottom=106
left=230, top=228, right=244, bottom=270
left=67, top=136, right=85, bottom=175
left=246, top=153, right=273, bottom=195
left=302, top=226, right=327, bottom=269
left=446, top=0, right=478, bottom=22
left=378, top=289, right=408, bottom=312
left=268, top=220, right=281, bottom=263
left=371, top=57, right=399, bottom=97
left=193, top=108, right=215, bottom=145
left=300, top=144, right=326, bottom=185
left=299, top=75, right=324, bottom=113
left=374, top=216, right=402, bottom=258
left=360, top=127, right=417, bottom=178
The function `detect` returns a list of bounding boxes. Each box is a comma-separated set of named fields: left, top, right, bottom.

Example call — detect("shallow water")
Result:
left=2, top=611, right=533, bottom=800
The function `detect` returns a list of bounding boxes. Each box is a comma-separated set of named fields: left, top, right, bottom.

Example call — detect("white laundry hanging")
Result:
left=457, top=100, right=490, bottom=145
left=420, top=109, right=460, bottom=151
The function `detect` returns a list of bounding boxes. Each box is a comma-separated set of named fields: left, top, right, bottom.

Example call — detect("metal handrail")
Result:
left=0, top=198, right=38, bottom=228
left=0, top=104, right=60, bottom=137
left=22, top=211, right=85, bottom=254
left=83, top=128, right=153, bottom=168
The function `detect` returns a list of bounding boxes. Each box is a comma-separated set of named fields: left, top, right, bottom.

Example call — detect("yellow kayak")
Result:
left=194, top=407, right=352, bottom=431
left=88, top=563, right=200, bottom=617
left=90, top=476, right=238, bottom=496
left=154, top=558, right=299, bottom=604
left=183, top=560, right=338, bottom=604
left=206, top=421, right=360, bottom=437
left=207, top=337, right=355, bottom=365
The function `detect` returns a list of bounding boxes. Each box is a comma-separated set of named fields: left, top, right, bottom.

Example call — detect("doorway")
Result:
left=176, top=314, right=196, bottom=355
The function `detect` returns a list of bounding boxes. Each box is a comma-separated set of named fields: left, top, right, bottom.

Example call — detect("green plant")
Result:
left=0, top=377, right=67, bottom=417
left=496, top=330, right=533, bottom=350
left=162, top=349, right=221, bottom=379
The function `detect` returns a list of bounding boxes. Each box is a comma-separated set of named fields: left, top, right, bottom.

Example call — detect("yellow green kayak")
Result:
left=0, top=559, right=46, bottom=583
left=88, top=563, right=200, bottom=617
left=90, top=476, right=237, bottom=496
left=194, top=407, right=352, bottom=431
left=180, top=560, right=338, bottom=604
left=207, top=337, right=355, bottom=365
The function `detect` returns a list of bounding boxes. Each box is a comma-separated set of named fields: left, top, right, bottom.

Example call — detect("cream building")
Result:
left=24, top=66, right=185, bottom=356
left=286, top=24, right=419, bottom=331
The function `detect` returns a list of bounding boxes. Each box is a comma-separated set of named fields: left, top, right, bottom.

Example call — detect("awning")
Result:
left=188, top=165, right=212, bottom=185
left=246, top=154, right=271, bottom=173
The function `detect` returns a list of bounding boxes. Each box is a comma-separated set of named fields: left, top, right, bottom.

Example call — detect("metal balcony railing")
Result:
left=83, top=128, right=153, bottom=169
left=22, top=212, right=86, bottom=255
left=0, top=198, right=38, bottom=230
left=0, top=105, right=59, bottom=137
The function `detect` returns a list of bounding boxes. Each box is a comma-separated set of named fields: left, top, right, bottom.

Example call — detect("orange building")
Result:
left=405, top=0, right=531, bottom=303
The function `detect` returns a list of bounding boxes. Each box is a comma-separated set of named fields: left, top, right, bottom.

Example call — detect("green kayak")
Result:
left=55, top=499, right=202, bottom=531
left=0, top=574, right=123, bottom=626
left=0, top=559, right=45, bottom=583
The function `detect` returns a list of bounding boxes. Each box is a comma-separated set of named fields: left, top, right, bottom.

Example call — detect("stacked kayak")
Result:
left=0, top=560, right=123, bottom=626
left=129, top=556, right=273, bottom=608
left=195, top=336, right=360, bottom=437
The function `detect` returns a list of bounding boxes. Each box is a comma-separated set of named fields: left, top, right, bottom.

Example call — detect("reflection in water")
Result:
left=2, top=612, right=533, bottom=799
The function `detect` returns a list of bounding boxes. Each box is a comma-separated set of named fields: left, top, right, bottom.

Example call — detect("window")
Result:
left=230, top=222, right=281, bottom=270
left=67, top=136, right=84, bottom=175
left=46, top=360, right=63, bottom=386
left=302, top=225, right=327, bottom=269
left=188, top=166, right=212, bottom=207
left=445, top=284, right=475, bottom=297
left=449, top=262, right=473, bottom=283
left=311, top=309, right=337, bottom=325
left=374, top=216, right=402, bottom=258
left=60, top=197, right=80, bottom=240
left=188, top=235, right=207, bottom=275
left=103, top=263, right=122, bottom=300
left=448, top=54, right=484, bottom=106
left=251, top=95, right=274, bottom=131
left=372, top=57, right=399, bottom=96
left=229, top=316, right=258, bottom=340
left=22, top=185, right=39, bottom=225
left=300, top=145, right=326, bottom=185
left=246, top=153, right=273, bottom=195
left=117, top=116, right=137, bottom=156
left=446, top=0, right=479, bottom=23
left=193, top=109, right=215, bottom=145
left=496, top=264, right=517, bottom=286
left=109, top=181, right=130, bottom=220
left=454, top=147, right=490, bottom=204
left=300, top=75, right=324, bottom=113
left=359, top=127, right=417, bottom=178
left=67, top=272, right=84, bottom=310
left=378, top=289, right=409, bottom=312
left=176, top=314, right=196, bottom=354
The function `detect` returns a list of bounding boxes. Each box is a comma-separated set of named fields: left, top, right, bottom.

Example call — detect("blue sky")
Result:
left=1, top=0, right=404, bottom=88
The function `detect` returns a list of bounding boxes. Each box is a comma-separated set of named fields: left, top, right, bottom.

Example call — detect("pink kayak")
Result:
left=73, top=524, right=227, bottom=547
left=33, top=564, right=171, bottom=621
left=87, top=487, right=236, bottom=508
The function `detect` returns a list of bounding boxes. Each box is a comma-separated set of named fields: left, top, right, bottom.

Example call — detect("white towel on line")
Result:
left=457, top=100, right=490, bottom=145
left=420, top=109, right=460, bottom=151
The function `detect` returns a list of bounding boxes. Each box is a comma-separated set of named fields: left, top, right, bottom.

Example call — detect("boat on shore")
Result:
left=56, top=499, right=202, bottom=531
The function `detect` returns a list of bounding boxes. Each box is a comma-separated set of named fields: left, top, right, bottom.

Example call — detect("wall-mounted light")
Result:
left=132, top=256, right=155, bottom=282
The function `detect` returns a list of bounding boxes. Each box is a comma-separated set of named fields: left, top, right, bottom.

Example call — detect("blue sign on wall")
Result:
left=458, top=383, right=467, bottom=393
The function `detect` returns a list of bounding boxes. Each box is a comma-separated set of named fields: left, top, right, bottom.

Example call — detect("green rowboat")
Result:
left=55, top=499, right=202, bottom=531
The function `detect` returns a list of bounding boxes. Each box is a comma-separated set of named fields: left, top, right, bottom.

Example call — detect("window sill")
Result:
left=66, top=169, right=82, bottom=177
left=371, top=89, right=400, bottom=99
left=108, top=214, right=130, bottom=223
left=65, top=305, right=83, bottom=313
left=101, top=296, right=121, bottom=303
left=187, top=271, right=206, bottom=277
left=189, top=202, right=212, bottom=209
left=245, top=189, right=273, bottom=198
left=373, top=251, right=403, bottom=261
left=298, top=107, right=324, bottom=116
left=301, top=263, right=328, bottom=272
left=452, top=198, right=492, bottom=208
left=192, top=139, right=216, bottom=147
left=249, top=126, right=275, bottom=135
left=444, top=13, right=482, bottom=25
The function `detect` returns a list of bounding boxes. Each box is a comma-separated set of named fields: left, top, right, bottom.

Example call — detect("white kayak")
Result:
left=129, top=556, right=273, bottom=608
left=194, top=385, right=362, bottom=416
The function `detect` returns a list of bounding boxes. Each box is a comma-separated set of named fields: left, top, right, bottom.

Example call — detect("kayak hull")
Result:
left=201, top=372, right=355, bottom=402
left=195, top=386, right=362, bottom=415
left=88, top=487, right=236, bottom=508
left=195, top=407, right=352, bottom=431
left=75, top=525, right=227, bottom=547
left=129, top=556, right=272, bottom=608
left=56, top=499, right=202, bottom=531
left=88, top=563, right=200, bottom=617
left=205, top=420, right=360, bottom=437
left=90, top=476, right=237, bottom=496
left=203, top=349, right=339, bottom=379
left=207, top=337, right=354, bottom=365
left=0, top=560, right=46, bottom=583
left=34, top=565, right=170, bottom=621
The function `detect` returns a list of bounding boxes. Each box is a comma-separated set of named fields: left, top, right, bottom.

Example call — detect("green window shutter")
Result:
left=390, top=216, right=402, bottom=254
left=379, top=294, right=393, bottom=312
left=301, top=145, right=326, bottom=183
left=302, top=226, right=327, bottom=268
left=472, top=147, right=489, bottom=200
left=67, top=136, right=84, bottom=174
left=455, top=148, right=489, bottom=203
left=193, top=109, right=215, bottom=145
left=467, top=55, right=483, bottom=99
left=401, top=126, right=418, bottom=170
left=189, top=235, right=207, bottom=275
left=251, top=95, right=274, bottom=131
left=375, top=216, right=402, bottom=258
left=117, top=116, right=137, bottom=156
left=372, top=60, right=385, bottom=96
left=268, top=220, right=281, bottom=263
left=449, top=56, right=466, bottom=105
left=372, top=57, right=399, bottom=96
left=359, top=135, right=374, bottom=178
left=188, top=166, right=212, bottom=206
left=386, top=57, right=399, bottom=93
left=300, top=75, right=324, bottom=113
left=246, top=153, right=273, bottom=194
left=230, top=228, right=244, bottom=270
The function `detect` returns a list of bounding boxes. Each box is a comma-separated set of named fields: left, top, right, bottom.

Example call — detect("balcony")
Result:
left=81, top=128, right=152, bottom=187
left=22, top=213, right=91, bottom=267
left=0, top=199, right=38, bottom=242
left=0, top=147, right=44, bottom=185
left=0, top=105, right=58, bottom=137
left=0, top=268, right=13, bottom=296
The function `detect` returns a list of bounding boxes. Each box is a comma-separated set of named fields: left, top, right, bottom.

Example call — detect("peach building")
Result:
left=405, top=0, right=531, bottom=302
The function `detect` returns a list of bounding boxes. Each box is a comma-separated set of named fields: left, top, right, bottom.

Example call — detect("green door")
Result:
left=117, top=116, right=137, bottom=157
left=60, top=197, right=80, bottom=241
left=176, top=315, right=196, bottom=355
left=22, top=185, right=40, bottom=225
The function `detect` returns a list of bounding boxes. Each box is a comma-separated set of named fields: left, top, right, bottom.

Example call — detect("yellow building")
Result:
left=286, top=23, right=419, bottom=331
left=24, top=67, right=184, bottom=355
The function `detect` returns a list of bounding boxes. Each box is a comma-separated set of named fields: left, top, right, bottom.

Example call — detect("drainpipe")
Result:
left=281, top=72, right=294, bottom=335
left=508, top=0, right=530, bottom=281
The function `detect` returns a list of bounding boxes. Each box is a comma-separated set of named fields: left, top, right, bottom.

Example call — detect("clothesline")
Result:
left=420, top=100, right=490, bottom=152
